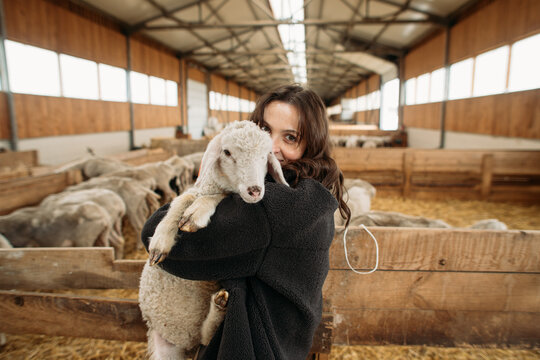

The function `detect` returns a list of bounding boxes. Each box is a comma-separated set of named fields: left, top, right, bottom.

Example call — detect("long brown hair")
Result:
left=249, top=84, right=351, bottom=226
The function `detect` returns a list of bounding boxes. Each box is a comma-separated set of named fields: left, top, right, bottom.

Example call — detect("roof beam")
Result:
left=373, top=0, right=448, bottom=26
left=144, top=17, right=439, bottom=30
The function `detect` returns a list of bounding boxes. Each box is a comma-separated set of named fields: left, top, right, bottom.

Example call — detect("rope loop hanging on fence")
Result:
left=343, top=224, right=379, bottom=275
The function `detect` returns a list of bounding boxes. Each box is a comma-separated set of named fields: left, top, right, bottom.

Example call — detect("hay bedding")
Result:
left=1, top=197, right=539, bottom=359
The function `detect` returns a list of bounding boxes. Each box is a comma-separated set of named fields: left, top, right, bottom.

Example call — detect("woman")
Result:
left=141, top=84, right=350, bottom=359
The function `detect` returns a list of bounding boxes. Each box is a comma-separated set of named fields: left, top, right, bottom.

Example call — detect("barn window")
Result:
left=4, top=40, right=60, bottom=96
left=416, top=73, right=430, bottom=104
left=98, top=64, right=127, bottom=102
left=149, top=76, right=166, bottom=106
left=166, top=80, right=178, bottom=106
left=508, top=33, right=540, bottom=92
left=357, top=95, right=367, bottom=111
left=429, top=68, right=445, bottom=102
left=59, top=54, right=99, bottom=100
left=405, top=78, right=416, bottom=105
left=130, top=71, right=149, bottom=104
left=473, top=45, right=509, bottom=97
left=448, top=58, right=473, bottom=100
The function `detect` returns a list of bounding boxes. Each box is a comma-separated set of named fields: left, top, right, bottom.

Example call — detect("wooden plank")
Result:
left=0, top=170, right=83, bottom=215
left=331, top=308, right=540, bottom=347
left=0, top=290, right=147, bottom=342
left=0, top=150, right=38, bottom=167
left=331, top=227, right=540, bottom=273
left=0, top=290, right=332, bottom=352
left=402, top=151, right=413, bottom=196
left=333, top=148, right=405, bottom=172
left=492, top=151, right=540, bottom=176
left=109, top=148, right=173, bottom=166
left=323, top=271, right=540, bottom=312
left=0, top=247, right=143, bottom=290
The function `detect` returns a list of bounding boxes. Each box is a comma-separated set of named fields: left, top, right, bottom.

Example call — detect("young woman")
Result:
left=141, top=84, right=350, bottom=359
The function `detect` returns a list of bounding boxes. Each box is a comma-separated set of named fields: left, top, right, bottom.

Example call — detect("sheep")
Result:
left=163, top=155, right=196, bottom=195
left=139, top=120, right=288, bottom=360
left=0, top=189, right=125, bottom=255
left=467, top=219, right=508, bottom=230
left=335, top=179, right=377, bottom=226
left=65, top=177, right=161, bottom=240
left=54, top=156, right=132, bottom=179
left=181, top=152, right=204, bottom=183
left=349, top=210, right=453, bottom=228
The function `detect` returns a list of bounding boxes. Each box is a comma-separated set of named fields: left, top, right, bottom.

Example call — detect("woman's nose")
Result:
left=271, top=136, right=280, bottom=154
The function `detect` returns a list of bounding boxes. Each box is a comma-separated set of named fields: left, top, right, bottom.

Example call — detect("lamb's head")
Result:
left=202, top=121, right=288, bottom=203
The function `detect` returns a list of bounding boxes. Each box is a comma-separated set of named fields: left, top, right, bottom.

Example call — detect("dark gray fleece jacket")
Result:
left=141, top=176, right=337, bottom=360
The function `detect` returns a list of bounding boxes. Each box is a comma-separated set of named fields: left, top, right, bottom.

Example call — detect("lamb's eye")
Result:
left=223, top=149, right=231, bottom=157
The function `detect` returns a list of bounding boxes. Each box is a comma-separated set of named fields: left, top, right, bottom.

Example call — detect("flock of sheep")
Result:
left=330, top=134, right=394, bottom=148
left=0, top=152, right=203, bottom=257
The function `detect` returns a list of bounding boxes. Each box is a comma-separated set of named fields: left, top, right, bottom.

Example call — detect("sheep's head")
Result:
left=200, top=121, right=288, bottom=203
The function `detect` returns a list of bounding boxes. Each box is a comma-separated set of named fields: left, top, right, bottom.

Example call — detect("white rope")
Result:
left=343, top=224, right=379, bottom=275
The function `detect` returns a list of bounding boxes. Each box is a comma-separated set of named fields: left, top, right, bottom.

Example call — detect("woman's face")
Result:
left=261, top=101, right=307, bottom=164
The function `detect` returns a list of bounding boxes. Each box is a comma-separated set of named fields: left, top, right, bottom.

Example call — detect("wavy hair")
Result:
left=249, top=84, right=351, bottom=226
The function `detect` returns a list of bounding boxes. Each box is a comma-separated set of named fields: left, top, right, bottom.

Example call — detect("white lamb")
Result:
left=139, top=120, right=288, bottom=360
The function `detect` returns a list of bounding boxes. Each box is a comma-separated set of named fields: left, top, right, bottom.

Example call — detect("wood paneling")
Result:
left=367, top=74, right=380, bottom=93
left=4, top=0, right=126, bottom=68
left=14, top=95, right=130, bottom=138
left=133, top=104, right=181, bottom=129
left=405, top=31, right=445, bottom=79
left=450, top=0, right=540, bottom=63
left=210, top=74, right=227, bottom=93
left=130, top=38, right=179, bottom=81
left=0, top=93, right=10, bottom=139
left=403, top=103, right=442, bottom=130
left=445, top=89, right=540, bottom=138
left=187, top=65, right=205, bottom=83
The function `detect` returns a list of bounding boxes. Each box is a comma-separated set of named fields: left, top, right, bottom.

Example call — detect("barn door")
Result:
left=187, top=79, right=208, bottom=139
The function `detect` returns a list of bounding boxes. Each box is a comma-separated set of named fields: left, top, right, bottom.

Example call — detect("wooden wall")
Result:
left=403, top=0, right=540, bottom=140
left=208, top=73, right=256, bottom=125
left=0, top=0, right=253, bottom=141
left=342, top=74, right=381, bottom=126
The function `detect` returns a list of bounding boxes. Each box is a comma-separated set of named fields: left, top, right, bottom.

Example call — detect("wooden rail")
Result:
left=334, top=148, right=540, bottom=203
left=0, top=227, right=538, bottom=348
left=0, top=150, right=39, bottom=180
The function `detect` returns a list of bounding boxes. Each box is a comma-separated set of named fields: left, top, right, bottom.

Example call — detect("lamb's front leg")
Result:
left=148, top=191, right=197, bottom=265
left=178, top=193, right=227, bottom=232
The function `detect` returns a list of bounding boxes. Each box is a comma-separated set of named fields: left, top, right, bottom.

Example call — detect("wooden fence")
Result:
left=1, top=227, right=538, bottom=349
left=334, top=148, right=540, bottom=203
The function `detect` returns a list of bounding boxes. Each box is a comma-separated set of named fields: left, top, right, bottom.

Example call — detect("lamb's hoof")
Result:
left=178, top=216, right=200, bottom=233
left=213, top=289, right=229, bottom=310
left=149, top=249, right=168, bottom=266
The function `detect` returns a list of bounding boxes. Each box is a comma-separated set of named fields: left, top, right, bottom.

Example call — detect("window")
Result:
left=5, top=40, right=60, bottom=96
left=149, top=76, right=166, bottom=105
left=473, top=45, right=509, bottom=97
left=416, top=73, right=430, bottom=104
left=508, top=33, right=540, bottom=92
left=166, top=80, right=178, bottom=106
left=380, top=78, right=400, bottom=131
left=99, top=64, right=127, bottom=102
left=448, top=58, right=473, bottom=100
left=130, top=71, right=149, bottom=104
left=357, top=95, right=366, bottom=111
left=405, top=78, right=416, bottom=105
left=228, top=96, right=240, bottom=112
left=60, top=54, right=99, bottom=100
left=430, top=68, right=445, bottom=102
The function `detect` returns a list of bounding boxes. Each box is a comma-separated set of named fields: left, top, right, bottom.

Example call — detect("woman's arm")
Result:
left=141, top=192, right=272, bottom=281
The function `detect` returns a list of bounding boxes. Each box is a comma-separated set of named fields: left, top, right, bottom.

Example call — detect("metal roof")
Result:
left=77, top=0, right=480, bottom=102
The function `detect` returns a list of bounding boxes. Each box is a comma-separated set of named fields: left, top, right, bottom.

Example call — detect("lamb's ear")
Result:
left=196, top=132, right=224, bottom=184
left=267, top=152, right=289, bottom=186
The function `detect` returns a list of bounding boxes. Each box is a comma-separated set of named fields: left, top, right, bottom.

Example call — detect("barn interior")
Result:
left=0, top=0, right=539, bottom=359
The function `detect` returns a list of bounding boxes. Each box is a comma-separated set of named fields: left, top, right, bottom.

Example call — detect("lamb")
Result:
left=335, top=178, right=377, bottom=226
left=0, top=189, right=125, bottom=256
left=139, top=120, right=288, bottom=360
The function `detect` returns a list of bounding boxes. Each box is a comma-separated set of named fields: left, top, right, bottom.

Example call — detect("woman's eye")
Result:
left=285, top=134, right=297, bottom=143
left=223, top=149, right=231, bottom=156
left=261, top=125, right=270, bottom=133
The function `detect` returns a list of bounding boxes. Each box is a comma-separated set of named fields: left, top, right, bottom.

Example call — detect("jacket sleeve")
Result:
left=140, top=191, right=272, bottom=281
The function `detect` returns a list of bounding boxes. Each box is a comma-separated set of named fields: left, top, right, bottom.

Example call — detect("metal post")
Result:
left=125, top=33, right=135, bottom=150
left=439, top=26, right=451, bottom=149
left=0, top=0, right=18, bottom=151
left=398, top=55, right=405, bottom=130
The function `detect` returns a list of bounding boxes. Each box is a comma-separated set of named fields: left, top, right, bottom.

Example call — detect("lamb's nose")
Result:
left=247, top=186, right=261, bottom=198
